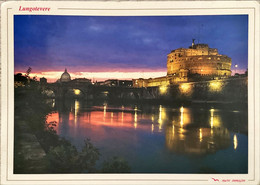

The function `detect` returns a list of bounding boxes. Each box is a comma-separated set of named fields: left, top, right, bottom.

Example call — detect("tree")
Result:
left=46, top=139, right=100, bottom=173
left=14, top=73, right=27, bottom=83
left=26, top=67, right=32, bottom=78
left=101, top=156, right=131, bottom=173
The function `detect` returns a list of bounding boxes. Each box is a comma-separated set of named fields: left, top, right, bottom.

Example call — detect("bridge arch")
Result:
left=63, top=88, right=87, bottom=99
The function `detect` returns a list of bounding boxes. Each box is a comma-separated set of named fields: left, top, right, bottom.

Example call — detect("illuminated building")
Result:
left=167, top=40, right=232, bottom=78
left=133, top=40, right=232, bottom=88
left=118, top=80, right=133, bottom=87
left=71, top=78, right=91, bottom=83
left=60, top=68, right=71, bottom=82
left=58, top=69, right=92, bottom=84
left=98, top=79, right=133, bottom=87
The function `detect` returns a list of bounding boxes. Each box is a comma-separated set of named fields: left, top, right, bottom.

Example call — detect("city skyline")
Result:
left=14, top=15, right=248, bottom=82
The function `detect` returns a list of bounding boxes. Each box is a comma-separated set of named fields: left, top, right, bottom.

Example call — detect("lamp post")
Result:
left=235, top=64, right=238, bottom=75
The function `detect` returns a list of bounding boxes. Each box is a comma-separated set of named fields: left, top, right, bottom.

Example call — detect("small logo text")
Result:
left=19, top=6, right=51, bottom=12
left=211, top=178, right=246, bottom=183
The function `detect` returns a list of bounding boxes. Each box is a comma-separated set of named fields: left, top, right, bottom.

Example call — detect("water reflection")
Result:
left=74, top=100, right=80, bottom=124
left=103, top=104, right=106, bottom=117
left=234, top=134, right=238, bottom=150
left=180, top=106, right=184, bottom=127
left=134, top=110, right=138, bottom=129
left=47, top=101, right=236, bottom=155
left=210, top=108, right=214, bottom=128
left=45, top=99, right=55, bottom=108
left=165, top=125, right=230, bottom=155
left=46, top=99, right=247, bottom=172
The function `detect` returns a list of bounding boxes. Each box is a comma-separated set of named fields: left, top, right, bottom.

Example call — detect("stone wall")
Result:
left=161, top=77, right=247, bottom=103
left=167, top=55, right=231, bottom=76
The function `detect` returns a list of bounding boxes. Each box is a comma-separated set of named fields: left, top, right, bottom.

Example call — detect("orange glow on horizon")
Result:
left=15, top=70, right=167, bottom=83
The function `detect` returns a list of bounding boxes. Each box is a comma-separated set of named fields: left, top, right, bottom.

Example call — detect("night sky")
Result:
left=14, top=15, right=248, bottom=82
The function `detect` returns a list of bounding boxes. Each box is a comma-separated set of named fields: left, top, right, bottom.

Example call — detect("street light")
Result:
left=235, top=64, right=238, bottom=75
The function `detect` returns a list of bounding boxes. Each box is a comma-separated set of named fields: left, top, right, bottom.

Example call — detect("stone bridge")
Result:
left=41, top=81, right=160, bottom=100
left=41, top=77, right=247, bottom=103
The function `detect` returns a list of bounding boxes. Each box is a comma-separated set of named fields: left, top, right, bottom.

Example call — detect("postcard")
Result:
left=1, top=1, right=259, bottom=185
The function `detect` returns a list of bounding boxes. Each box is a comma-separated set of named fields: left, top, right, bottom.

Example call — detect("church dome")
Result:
left=60, top=68, right=71, bottom=82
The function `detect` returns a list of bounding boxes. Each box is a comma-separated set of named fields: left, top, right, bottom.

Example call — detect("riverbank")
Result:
left=14, top=117, right=48, bottom=173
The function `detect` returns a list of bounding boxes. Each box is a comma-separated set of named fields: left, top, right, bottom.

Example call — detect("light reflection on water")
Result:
left=47, top=99, right=248, bottom=173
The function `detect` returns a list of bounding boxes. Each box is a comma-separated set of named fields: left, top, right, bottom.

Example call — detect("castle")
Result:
left=133, top=40, right=232, bottom=88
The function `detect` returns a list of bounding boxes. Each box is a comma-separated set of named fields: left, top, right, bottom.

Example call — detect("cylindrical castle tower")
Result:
left=167, top=41, right=232, bottom=77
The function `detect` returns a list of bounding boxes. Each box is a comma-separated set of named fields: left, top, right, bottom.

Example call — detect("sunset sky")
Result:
left=14, top=15, right=248, bottom=82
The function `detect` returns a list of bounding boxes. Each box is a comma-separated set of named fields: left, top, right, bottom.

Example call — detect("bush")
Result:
left=46, top=144, right=78, bottom=173
left=46, top=139, right=100, bottom=173
left=78, top=139, right=100, bottom=172
left=101, top=156, right=131, bottom=173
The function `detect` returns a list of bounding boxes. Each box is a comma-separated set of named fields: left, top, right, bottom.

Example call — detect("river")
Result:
left=47, top=99, right=248, bottom=173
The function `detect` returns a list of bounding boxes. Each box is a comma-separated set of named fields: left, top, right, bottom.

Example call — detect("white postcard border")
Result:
left=1, top=1, right=259, bottom=185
